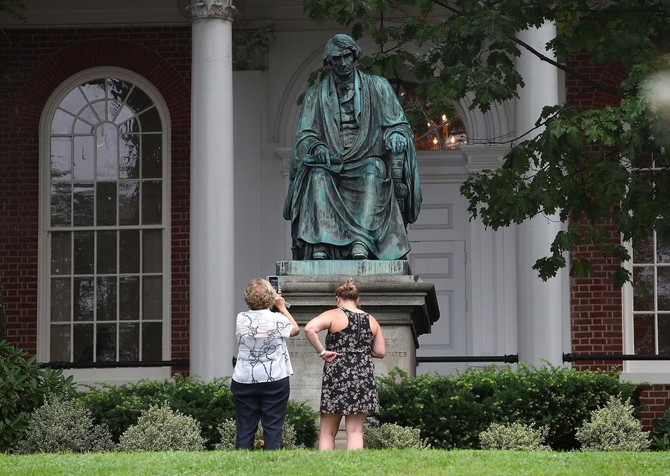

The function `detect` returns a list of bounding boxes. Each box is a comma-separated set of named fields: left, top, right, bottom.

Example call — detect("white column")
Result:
left=515, top=23, right=567, bottom=366
left=189, top=1, right=236, bottom=380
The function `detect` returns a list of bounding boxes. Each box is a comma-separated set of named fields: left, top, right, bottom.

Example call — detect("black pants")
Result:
left=231, top=377, right=290, bottom=450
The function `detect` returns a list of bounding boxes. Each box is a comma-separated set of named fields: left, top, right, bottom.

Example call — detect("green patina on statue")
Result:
left=283, top=34, right=422, bottom=261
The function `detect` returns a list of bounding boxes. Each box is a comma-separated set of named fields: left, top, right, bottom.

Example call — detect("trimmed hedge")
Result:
left=377, top=364, right=638, bottom=450
left=78, top=375, right=319, bottom=449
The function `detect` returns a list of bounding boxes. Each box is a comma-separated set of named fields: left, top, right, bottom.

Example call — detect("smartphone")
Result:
left=267, top=275, right=279, bottom=292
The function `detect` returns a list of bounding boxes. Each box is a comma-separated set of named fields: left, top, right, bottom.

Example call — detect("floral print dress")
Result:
left=320, top=308, right=379, bottom=415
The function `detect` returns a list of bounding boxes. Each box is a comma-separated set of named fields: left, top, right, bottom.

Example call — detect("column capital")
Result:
left=181, top=0, right=236, bottom=22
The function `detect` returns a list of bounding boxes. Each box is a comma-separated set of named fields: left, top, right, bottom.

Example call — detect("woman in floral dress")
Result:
left=304, top=278, right=386, bottom=450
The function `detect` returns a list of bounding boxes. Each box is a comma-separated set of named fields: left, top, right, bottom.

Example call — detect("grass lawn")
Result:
left=1, top=449, right=669, bottom=475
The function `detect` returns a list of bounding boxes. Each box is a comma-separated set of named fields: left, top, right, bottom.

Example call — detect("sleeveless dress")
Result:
left=320, top=308, right=379, bottom=415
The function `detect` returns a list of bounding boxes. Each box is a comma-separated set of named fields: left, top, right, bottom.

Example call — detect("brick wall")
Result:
left=566, top=53, right=670, bottom=430
left=0, top=27, right=191, bottom=362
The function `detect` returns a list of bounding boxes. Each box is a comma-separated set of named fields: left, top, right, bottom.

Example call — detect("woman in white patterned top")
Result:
left=231, top=278, right=299, bottom=450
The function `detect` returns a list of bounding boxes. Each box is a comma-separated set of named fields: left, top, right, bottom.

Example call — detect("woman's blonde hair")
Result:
left=335, top=278, right=359, bottom=301
left=244, top=278, right=276, bottom=310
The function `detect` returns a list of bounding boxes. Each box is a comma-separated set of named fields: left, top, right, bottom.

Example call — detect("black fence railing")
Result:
left=563, top=353, right=670, bottom=362
left=416, top=354, right=518, bottom=364
left=40, top=360, right=190, bottom=369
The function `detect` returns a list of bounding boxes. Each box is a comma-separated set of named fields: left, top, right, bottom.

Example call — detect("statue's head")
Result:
left=322, top=34, right=363, bottom=66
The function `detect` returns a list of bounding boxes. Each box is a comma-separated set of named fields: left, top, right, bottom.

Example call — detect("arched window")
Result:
left=39, top=68, right=170, bottom=381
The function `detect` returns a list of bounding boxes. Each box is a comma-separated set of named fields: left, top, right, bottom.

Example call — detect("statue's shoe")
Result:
left=312, top=250, right=328, bottom=260
left=351, top=242, right=369, bottom=260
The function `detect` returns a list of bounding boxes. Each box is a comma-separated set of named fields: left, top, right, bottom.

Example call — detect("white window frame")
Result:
left=37, top=67, right=172, bottom=385
left=622, top=227, right=670, bottom=384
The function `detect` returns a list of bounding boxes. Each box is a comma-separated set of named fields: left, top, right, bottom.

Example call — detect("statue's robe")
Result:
left=283, top=70, right=422, bottom=260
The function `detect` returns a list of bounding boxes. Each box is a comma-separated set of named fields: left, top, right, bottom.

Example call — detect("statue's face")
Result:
left=330, top=46, right=355, bottom=81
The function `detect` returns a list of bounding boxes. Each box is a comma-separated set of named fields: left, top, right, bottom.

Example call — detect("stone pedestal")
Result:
left=275, top=260, right=440, bottom=412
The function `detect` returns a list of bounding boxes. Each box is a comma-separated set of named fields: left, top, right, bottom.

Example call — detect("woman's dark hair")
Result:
left=335, top=278, right=359, bottom=301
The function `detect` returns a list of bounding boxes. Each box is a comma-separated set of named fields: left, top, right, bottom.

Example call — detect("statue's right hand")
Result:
left=311, top=145, right=331, bottom=164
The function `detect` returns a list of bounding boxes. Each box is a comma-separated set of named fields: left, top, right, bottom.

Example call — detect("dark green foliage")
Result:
left=78, top=375, right=319, bottom=450
left=78, top=375, right=235, bottom=449
left=0, top=340, right=76, bottom=452
left=286, top=400, right=319, bottom=448
left=377, top=365, right=638, bottom=450
left=303, top=0, right=670, bottom=285
left=651, top=407, right=670, bottom=451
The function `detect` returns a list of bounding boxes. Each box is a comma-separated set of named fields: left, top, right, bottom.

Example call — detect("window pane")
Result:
left=96, top=123, right=119, bottom=179
left=96, top=276, right=117, bottom=322
left=119, top=230, right=140, bottom=273
left=51, top=232, right=71, bottom=275
left=59, top=87, right=88, bottom=114
left=108, top=78, right=132, bottom=103
left=142, top=322, right=162, bottom=361
left=73, top=136, right=95, bottom=180
left=658, top=236, right=670, bottom=264
left=138, top=107, right=161, bottom=132
left=634, top=314, right=655, bottom=354
left=51, top=109, right=75, bottom=134
left=658, top=267, right=670, bottom=311
left=119, top=323, right=139, bottom=361
left=119, top=181, right=139, bottom=225
left=97, top=231, right=117, bottom=275
left=73, top=323, right=94, bottom=362
left=50, top=278, right=71, bottom=322
left=141, top=134, right=162, bottom=178
left=142, top=276, right=162, bottom=320
left=119, top=276, right=140, bottom=320
left=50, top=183, right=72, bottom=227
left=91, top=99, right=107, bottom=123
left=73, top=277, right=94, bottom=322
left=50, top=325, right=71, bottom=361
left=632, top=267, right=654, bottom=312
left=125, top=87, right=153, bottom=115
left=80, top=79, right=106, bottom=103
left=119, top=134, right=140, bottom=179
left=143, top=230, right=162, bottom=273
left=73, top=231, right=94, bottom=275
left=96, top=182, right=117, bottom=226
left=73, top=182, right=94, bottom=227
left=50, top=137, right=72, bottom=181
left=633, top=232, right=654, bottom=264
left=659, top=316, right=670, bottom=355
left=96, top=323, right=117, bottom=362
left=141, top=180, right=162, bottom=225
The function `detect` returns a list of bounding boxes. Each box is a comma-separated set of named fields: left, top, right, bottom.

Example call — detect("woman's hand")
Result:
left=321, top=350, right=338, bottom=362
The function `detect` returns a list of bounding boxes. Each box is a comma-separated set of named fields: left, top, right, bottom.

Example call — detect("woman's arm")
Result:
left=370, top=316, right=386, bottom=359
left=274, top=295, right=299, bottom=336
left=305, top=310, right=338, bottom=362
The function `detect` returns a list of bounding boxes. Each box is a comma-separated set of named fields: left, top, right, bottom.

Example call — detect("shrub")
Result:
left=13, top=396, right=114, bottom=454
left=79, top=376, right=317, bottom=450
left=286, top=400, right=318, bottom=448
left=78, top=374, right=234, bottom=449
left=651, top=407, right=670, bottom=451
left=215, top=419, right=298, bottom=450
left=575, top=395, right=650, bottom=451
left=377, top=364, right=638, bottom=450
left=118, top=403, right=205, bottom=452
left=479, top=422, right=550, bottom=451
left=0, top=340, right=76, bottom=452
left=364, top=422, right=429, bottom=449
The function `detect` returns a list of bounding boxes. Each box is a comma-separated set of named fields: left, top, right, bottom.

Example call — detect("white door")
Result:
left=408, top=178, right=469, bottom=375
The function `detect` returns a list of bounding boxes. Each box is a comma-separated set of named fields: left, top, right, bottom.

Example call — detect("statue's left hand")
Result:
left=388, top=133, right=407, bottom=154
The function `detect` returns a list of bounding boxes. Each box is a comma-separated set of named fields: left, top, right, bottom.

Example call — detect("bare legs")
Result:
left=318, top=413, right=366, bottom=450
